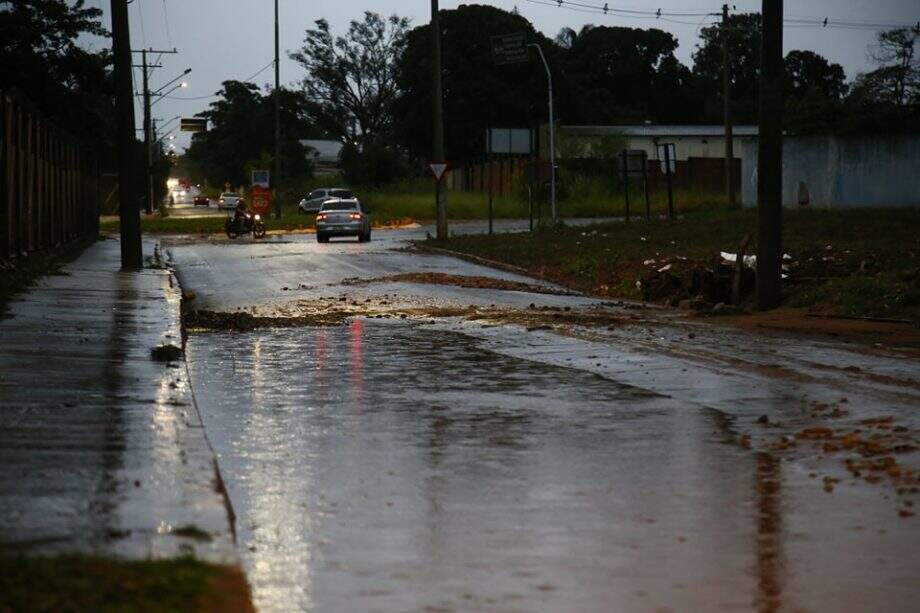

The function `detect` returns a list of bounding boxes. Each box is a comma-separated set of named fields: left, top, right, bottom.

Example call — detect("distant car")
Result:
left=315, top=198, right=371, bottom=243
left=193, top=195, right=210, bottom=206
left=218, top=192, right=242, bottom=210
left=298, top=188, right=355, bottom=214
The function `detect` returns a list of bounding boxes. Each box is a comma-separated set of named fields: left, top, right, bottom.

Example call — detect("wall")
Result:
left=1, top=91, right=100, bottom=259
left=741, top=136, right=920, bottom=208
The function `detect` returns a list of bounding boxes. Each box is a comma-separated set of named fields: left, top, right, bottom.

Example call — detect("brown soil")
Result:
left=709, top=308, right=920, bottom=357
left=198, top=565, right=256, bottom=613
left=339, top=272, right=576, bottom=296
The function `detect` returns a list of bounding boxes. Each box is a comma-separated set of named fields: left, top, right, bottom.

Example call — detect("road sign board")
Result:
left=426, top=161, right=449, bottom=182
left=491, top=32, right=528, bottom=65
left=251, top=169, right=270, bottom=188
left=180, top=118, right=207, bottom=132
left=249, top=185, right=271, bottom=216
left=656, top=143, right=677, bottom=173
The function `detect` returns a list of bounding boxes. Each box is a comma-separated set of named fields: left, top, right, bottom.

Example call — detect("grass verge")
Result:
left=0, top=555, right=253, bottom=612
left=434, top=208, right=920, bottom=321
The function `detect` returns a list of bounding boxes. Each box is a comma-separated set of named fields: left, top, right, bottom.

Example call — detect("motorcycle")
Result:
left=225, top=211, right=267, bottom=239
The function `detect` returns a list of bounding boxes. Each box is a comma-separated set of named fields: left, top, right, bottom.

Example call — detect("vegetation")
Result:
left=436, top=208, right=920, bottom=321
left=0, top=555, right=253, bottom=612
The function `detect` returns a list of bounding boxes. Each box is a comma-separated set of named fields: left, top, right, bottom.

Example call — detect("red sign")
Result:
left=426, top=161, right=450, bottom=182
left=249, top=186, right=271, bottom=216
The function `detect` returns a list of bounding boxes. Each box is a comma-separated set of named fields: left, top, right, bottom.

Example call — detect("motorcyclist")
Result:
left=232, top=197, right=248, bottom=228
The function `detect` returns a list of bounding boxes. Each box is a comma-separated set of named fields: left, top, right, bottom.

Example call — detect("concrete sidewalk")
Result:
left=0, top=237, right=236, bottom=563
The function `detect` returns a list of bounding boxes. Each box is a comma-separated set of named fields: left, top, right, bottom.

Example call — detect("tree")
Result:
left=866, top=27, right=919, bottom=107
left=693, top=13, right=762, bottom=123
left=783, top=50, right=847, bottom=134
left=0, top=0, right=114, bottom=152
left=393, top=4, right=559, bottom=164
left=290, top=12, right=410, bottom=145
left=563, top=25, right=700, bottom=124
left=183, top=81, right=320, bottom=187
left=784, top=50, right=847, bottom=102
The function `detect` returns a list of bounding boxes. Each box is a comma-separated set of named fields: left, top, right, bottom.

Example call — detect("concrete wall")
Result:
left=742, top=136, right=920, bottom=208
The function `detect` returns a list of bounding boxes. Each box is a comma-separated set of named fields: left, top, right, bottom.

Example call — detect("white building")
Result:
left=545, top=124, right=759, bottom=162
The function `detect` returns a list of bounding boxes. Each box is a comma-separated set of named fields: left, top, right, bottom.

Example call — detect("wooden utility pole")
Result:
left=273, top=0, right=282, bottom=219
left=431, top=0, right=448, bottom=240
left=111, top=0, right=142, bottom=269
left=723, top=3, right=736, bottom=210
left=757, top=0, right=784, bottom=309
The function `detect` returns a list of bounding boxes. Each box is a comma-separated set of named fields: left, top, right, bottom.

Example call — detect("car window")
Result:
left=308, top=190, right=325, bottom=199
left=220, top=192, right=236, bottom=198
left=330, top=189, right=354, bottom=199
left=321, top=201, right=358, bottom=211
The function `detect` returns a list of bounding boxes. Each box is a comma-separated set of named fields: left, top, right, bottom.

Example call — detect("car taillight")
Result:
left=316, top=213, right=326, bottom=221
left=349, top=213, right=361, bottom=220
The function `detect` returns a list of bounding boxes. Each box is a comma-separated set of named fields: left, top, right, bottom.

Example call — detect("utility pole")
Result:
left=133, top=48, right=177, bottom=216
left=111, top=0, right=142, bottom=269
left=142, top=50, right=152, bottom=215
left=757, top=0, right=784, bottom=309
left=274, top=0, right=282, bottom=219
left=722, top=3, right=736, bottom=210
left=431, top=0, right=448, bottom=240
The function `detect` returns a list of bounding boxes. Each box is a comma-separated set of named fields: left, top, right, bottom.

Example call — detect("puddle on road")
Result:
left=187, top=319, right=790, bottom=612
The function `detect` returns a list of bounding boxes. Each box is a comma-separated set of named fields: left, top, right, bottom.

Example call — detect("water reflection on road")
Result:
left=189, top=320, right=775, bottom=612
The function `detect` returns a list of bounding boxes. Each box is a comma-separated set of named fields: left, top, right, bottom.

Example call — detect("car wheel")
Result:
left=316, top=233, right=328, bottom=243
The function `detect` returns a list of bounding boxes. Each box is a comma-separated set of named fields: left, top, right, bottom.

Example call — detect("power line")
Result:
left=523, top=0, right=918, bottom=31
left=163, top=60, right=277, bottom=100
left=161, top=0, right=173, bottom=47
left=133, top=0, right=146, bottom=47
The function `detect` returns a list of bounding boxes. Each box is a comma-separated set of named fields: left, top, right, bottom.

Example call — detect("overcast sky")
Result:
left=80, top=1, right=919, bottom=150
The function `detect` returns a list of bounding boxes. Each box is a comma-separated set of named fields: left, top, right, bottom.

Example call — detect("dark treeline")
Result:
left=5, top=2, right=918, bottom=188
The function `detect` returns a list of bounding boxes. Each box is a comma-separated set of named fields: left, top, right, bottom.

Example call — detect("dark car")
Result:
left=315, top=198, right=371, bottom=243
left=193, top=195, right=210, bottom=206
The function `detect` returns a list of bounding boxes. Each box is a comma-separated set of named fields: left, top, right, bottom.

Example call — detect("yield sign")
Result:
left=426, top=161, right=449, bottom=181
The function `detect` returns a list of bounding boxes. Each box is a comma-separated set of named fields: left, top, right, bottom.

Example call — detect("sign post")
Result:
left=426, top=161, right=449, bottom=228
left=656, top=143, right=676, bottom=219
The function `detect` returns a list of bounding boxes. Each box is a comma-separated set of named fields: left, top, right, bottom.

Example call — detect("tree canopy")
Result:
left=183, top=81, right=322, bottom=186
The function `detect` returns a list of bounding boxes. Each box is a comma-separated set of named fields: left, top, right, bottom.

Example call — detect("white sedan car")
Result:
left=217, top=192, right=243, bottom=210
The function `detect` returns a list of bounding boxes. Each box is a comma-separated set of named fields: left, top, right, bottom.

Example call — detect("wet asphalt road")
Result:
left=168, top=226, right=920, bottom=612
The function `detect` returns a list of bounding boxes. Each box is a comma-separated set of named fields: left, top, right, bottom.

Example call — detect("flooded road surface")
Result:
left=170, top=228, right=919, bottom=612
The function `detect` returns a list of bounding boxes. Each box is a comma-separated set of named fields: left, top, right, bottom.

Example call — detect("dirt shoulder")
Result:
left=427, top=208, right=920, bottom=351
left=0, top=555, right=254, bottom=613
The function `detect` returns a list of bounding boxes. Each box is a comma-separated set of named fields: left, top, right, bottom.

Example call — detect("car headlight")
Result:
left=254, top=214, right=261, bottom=221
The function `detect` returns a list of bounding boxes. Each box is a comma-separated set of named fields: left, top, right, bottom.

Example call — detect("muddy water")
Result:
left=189, top=320, right=787, bottom=612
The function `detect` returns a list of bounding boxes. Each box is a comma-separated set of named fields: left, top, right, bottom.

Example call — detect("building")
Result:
left=300, top=139, right=344, bottom=175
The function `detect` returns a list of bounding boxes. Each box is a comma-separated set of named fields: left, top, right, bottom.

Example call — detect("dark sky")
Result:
left=80, top=1, right=919, bottom=150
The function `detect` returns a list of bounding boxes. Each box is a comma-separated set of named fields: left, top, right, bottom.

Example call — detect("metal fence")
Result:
left=1, top=91, right=99, bottom=259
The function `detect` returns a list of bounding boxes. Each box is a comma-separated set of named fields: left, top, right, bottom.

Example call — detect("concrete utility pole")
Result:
left=274, top=0, right=282, bottom=219
left=431, top=0, right=448, bottom=240
left=757, top=0, right=784, bottom=309
left=134, top=48, right=178, bottom=216
left=722, top=3, right=736, bottom=210
left=111, top=0, right=142, bottom=269
left=529, top=43, right=556, bottom=220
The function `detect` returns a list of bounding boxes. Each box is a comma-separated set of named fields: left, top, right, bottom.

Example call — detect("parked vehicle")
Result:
left=225, top=212, right=266, bottom=239
left=298, top=188, right=355, bottom=214
left=218, top=192, right=242, bottom=210
left=315, top=198, right=371, bottom=243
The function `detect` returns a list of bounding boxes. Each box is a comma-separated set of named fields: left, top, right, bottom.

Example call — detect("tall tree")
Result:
left=184, top=81, right=320, bottom=186
left=693, top=13, right=762, bottom=123
left=0, top=0, right=113, bottom=151
left=290, top=12, right=410, bottom=145
left=563, top=25, right=700, bottom=124
left=393, top=4, right=558, bottom=164
left=782, top=50, right=847, bottom=134
left=866, top=27, right=919, bottom=107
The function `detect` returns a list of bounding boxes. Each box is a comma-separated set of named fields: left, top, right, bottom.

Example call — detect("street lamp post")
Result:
left=528, top=43, right=556, bottom=221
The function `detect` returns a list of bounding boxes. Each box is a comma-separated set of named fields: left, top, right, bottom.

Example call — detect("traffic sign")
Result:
left=491, top=32, right=528, bottom=65
left=180, top=117, right=208, bottom=132
left=426, top=161, right=449, bottom=182
left=249, top=185, right=271, bottom=217
left=251, top=169, right=270, bottom=187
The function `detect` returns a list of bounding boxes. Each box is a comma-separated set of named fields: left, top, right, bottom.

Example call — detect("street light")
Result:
left=153, top=67, right=192, bottom=96
left=528, top=43, right=556, bottom=221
